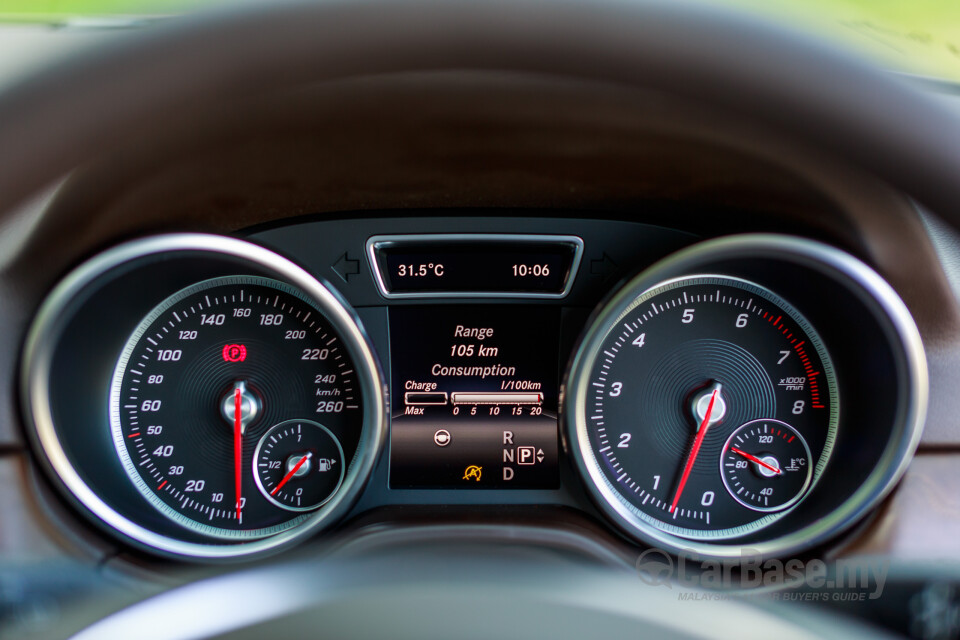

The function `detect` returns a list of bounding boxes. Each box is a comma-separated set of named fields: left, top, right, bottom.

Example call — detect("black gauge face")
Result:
left=580, top=275, right=838, bottom=540
left=110, top=276, right=363, bottom=540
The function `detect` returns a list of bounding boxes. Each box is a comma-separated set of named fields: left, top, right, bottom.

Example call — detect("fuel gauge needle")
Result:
left=670, top=388, right=719, bottom=513
left=271, top=453, right=312, bottom=496
left=234, top=387, right=242, bottom=522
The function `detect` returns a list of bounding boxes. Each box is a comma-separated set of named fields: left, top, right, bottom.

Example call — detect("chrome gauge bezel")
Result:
left=22, top=234, right=387, bottom=560
left=564, top=234, right=928, bottom=559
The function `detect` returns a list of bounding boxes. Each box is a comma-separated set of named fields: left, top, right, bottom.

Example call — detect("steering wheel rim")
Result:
left=64, top=528, right=897, bottom=640
left=3, top=1, right=952, bottom=637
left=0, top=0, right=958, bottom=228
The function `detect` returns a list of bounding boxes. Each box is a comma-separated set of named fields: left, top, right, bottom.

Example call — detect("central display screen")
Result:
left=389, top=306, right=560, bottom=488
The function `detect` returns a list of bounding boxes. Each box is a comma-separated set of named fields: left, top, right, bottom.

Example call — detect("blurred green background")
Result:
left=0, top=0, right=958, bottom=82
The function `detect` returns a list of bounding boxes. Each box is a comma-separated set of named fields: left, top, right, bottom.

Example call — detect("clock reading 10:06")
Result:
left=512, top=264, right=550, bottom=277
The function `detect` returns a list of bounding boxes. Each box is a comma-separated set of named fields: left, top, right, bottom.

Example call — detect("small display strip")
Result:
left=367, top=234, right=583, bottom=298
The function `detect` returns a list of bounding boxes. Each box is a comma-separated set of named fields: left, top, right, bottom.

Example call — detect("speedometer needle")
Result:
left=730, top=447, right=782, bottom=475
left=669, top=388, right=719, bottom=513
left=234, top=387, right=242, bottom=522
left=270, top=453, right=312, bottom=496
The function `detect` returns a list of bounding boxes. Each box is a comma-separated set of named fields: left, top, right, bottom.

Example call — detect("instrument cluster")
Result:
left=20, top=216, right=927, bottom=560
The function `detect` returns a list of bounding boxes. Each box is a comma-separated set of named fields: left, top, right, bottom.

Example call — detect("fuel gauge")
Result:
left=253, top=420, right=345, bottom=512
left=720, top=419, right=812, bottom=512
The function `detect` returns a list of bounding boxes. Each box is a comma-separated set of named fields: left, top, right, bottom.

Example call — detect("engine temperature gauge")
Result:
left=721, top=419, right=812, bottom=512
left=254, top=420, right=345, bottom=512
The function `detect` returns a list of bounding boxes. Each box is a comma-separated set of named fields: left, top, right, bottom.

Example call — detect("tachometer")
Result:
left=565, top=235, right=927, bottom=559
left=575, top=275, right=838, bottom=540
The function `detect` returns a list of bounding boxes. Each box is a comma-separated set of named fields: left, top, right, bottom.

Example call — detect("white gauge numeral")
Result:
left=682, top=309, right=695, bottom=323
left=792, top=400, right=805, bottom=415
left=609, top=382, right=623, bottom=397
left=736, top=313, right=748, bottom=328
left=701, top=491, right=715, bottom=507
left=316, top=401, right=345, bottom=413
left=618, top=433, right=631, bottom=448
left=778, top=350, right=790, bottom=364
left=652, top=475, right=661, bottom=490
left=632, top=332, right=646, bottom=348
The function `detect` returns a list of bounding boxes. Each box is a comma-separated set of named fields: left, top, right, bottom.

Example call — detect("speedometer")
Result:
left=111, top=275, right=362, bottom=539
left=24, top=234, right=385, bottom=559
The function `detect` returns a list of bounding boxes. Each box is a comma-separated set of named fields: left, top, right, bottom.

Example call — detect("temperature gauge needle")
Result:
left=234, top=387, right=242, bottom=522
left=730, top=447, right=782, bottom=475
left=270, top=453, right=312, bottom=496
left=670, top=388, right=719, bottom=513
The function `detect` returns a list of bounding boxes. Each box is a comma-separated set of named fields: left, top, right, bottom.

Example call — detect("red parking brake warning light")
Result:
left=222, top=344, right=247, bottom=362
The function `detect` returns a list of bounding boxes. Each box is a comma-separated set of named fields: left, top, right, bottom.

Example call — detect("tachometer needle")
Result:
left=670, top=388, right=719, bottom=513
left=270, top=453, right=312, bottom=496
left=234, top=387, right=242, bottom=522
left=730, top=447, right=782, bottom=475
